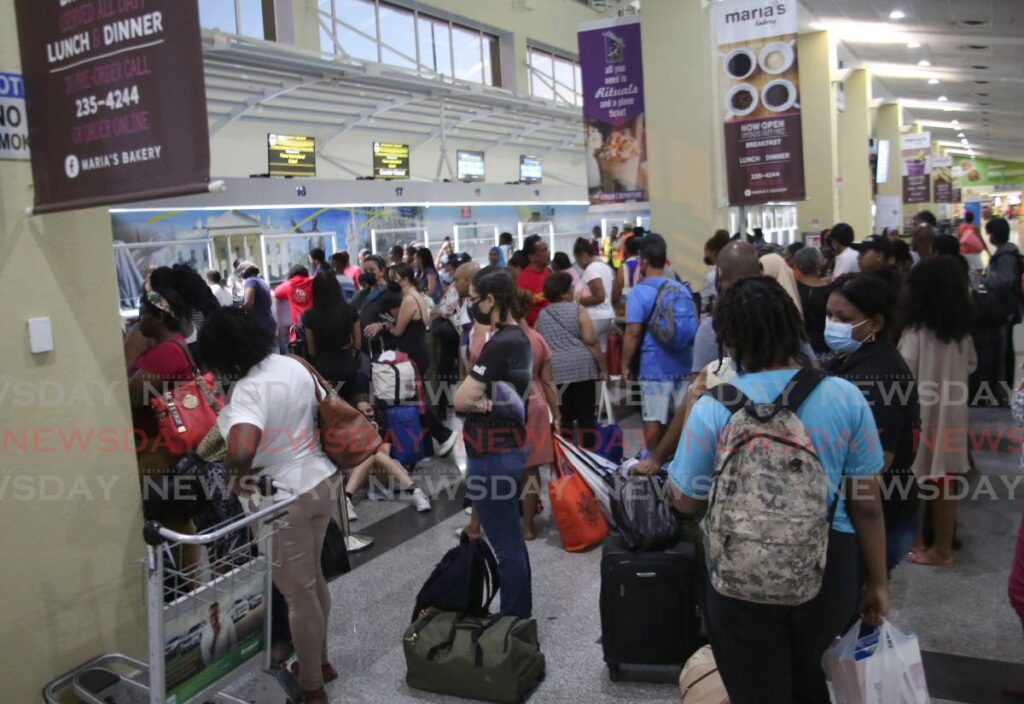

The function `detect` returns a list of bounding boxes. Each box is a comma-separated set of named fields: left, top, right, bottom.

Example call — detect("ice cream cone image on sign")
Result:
left=599, top=130, right=642, bottom=191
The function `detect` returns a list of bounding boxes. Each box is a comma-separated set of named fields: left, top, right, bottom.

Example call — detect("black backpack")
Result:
left=412, top=535, right=499, bottom=622
left=611, top=474, right=680, bottom=552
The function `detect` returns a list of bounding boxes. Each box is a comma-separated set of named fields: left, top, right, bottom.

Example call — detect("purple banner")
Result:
left=578, top=18, right=648, bottom=205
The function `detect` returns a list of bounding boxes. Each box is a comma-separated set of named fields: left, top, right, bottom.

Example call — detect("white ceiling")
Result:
left=801, top=0, right=1024, bottom=160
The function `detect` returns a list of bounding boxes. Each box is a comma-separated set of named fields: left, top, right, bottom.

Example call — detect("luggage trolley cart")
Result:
left=44, top=480, right=303, bottom=704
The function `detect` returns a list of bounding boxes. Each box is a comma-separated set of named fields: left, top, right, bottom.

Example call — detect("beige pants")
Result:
left=272, top=474, right=339, bottom=691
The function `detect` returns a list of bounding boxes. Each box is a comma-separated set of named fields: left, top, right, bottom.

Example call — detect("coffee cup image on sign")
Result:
left=759, top=41, right=795, bottom=75
left=724, top=48, right=756, bottom=79
left=726, top=84, right=759, bottom=117
left=761, top=79, right=798, bottom=112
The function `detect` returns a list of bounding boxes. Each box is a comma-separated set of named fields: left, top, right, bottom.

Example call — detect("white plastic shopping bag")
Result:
left=823, top=620, right=931, bottom=704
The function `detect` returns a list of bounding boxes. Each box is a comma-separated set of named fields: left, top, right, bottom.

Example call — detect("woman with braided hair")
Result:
left=668, top=276, right=889, bottom=703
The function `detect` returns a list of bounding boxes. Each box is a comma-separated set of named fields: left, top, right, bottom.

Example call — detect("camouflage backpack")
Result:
left=705, top=368, right=839, bottom=606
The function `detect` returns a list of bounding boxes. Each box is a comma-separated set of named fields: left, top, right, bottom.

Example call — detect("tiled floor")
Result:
left=231, top=406, right=1024, bottom=703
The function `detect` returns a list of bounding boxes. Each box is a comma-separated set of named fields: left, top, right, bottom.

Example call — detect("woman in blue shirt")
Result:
left=669, top=276, right=889, bottom=704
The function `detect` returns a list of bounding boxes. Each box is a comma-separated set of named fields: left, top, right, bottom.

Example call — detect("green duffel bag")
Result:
left=403, top=608, right=546, bottom=703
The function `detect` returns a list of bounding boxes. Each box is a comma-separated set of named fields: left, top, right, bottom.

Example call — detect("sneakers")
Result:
left=345, top=496, right=358, bottom=522
left=411, top=487, right=432, bottom=513
left=435, top=431, right=458, bottom=458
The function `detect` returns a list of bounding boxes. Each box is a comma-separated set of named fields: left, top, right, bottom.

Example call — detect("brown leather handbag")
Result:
left=289, top=355, right=382, bottom=468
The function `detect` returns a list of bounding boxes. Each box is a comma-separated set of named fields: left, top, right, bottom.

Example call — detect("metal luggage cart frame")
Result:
left=44, top=483, right=302, bottom=704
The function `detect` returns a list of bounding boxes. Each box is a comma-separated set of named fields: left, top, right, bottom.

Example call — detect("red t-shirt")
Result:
left=517, top=267, right=550, bottom=327
left=274, top=275, right=314, bottom=324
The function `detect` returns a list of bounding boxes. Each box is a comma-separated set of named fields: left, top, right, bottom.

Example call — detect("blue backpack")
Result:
left=642, top=279, right=698, bottom=352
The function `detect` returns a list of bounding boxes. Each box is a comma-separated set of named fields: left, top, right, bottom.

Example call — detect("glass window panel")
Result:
left=483, top=34, right=500, bottom=86
left=574, top=63, right=583, bottom=105
left=199, top=0, right=237, bottom=33
left=416, top=17, right=435, bottom=73
left=530, top=70, right=554, bottom=101
left=452, top=25, right=483, bottom=83
left=432, top=21, right=453, bottom=77
left=320, top=21, right=335, bottom=54
left=553, top=56, right=576, bottom=104
left=379, top=4, right=417, bottom=69
left=237, top=0, right=265, bottom=38
left=337, top=0, right=378, bottom=62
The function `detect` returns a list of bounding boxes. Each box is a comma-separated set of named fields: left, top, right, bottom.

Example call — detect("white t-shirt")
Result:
left=218, top=354, right=337, bottom=495
left=578, top=260, right=615, bottom=321
left=209, top=283, right=233, bottom=307
left=832, top=246, right=860, bottom=277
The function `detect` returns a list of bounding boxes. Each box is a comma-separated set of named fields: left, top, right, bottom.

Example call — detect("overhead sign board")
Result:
left=519, top=155, right=542, bottom=184
left=456, top=149, right=485, bottom=183
left=268, top=133, right=316, bottom=177
left=372, top=142, right=409, bottom=179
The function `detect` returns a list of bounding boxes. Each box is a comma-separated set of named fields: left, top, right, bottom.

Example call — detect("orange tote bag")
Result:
left=549, top=436, right=609, bottom=552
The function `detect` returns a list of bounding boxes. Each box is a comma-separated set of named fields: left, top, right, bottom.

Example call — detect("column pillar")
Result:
left=641, top=0, right=728, bottom=284
left=837, top=68, right=872, bottom=240
left=874, top=102, right=903, bottom=233
left=796, top=31, right=839, bottom=234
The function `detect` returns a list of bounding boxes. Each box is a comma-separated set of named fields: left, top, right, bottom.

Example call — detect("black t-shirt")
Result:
left=302, top=305, right=358, bottom=381
left=827, top=340, right=920, bottom=526
left=798, top=281, right=830, bottom=355
left=463, top=325, right=533, bottom=456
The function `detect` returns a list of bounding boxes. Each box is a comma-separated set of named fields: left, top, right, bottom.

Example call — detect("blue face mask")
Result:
left=825, top=318, right=869, bottom=355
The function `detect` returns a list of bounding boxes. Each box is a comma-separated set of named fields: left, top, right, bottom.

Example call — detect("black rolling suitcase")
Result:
left=599, top=530, right=702, bottom=681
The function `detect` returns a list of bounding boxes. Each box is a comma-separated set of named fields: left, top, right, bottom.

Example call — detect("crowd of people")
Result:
left=123, top=214, right=1024, bottom=703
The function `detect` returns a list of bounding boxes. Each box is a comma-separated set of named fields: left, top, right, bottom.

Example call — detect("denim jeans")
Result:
left=466, top=447, right=531, bottom=618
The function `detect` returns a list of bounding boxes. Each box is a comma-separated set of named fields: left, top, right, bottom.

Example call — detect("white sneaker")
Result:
left=435, top=432, right=458, bottom=457
left=412, top=487, right=432, bottom=513
left=345, top=496, right=358, bottom=522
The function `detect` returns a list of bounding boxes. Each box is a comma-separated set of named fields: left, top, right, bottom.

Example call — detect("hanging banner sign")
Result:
left=578, top=17, right=648, bottom=205
left=715, top=0, right=805, bottom=206
left=901, top=132, right=931, bottom=204
left=0, top=71, right=30, bottom=160
left=933, top=154, right=953, bottom=203
left=14, top=0, right=210, bottom=214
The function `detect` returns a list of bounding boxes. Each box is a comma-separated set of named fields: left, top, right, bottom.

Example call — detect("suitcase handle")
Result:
left=635, top=572, right=658, bottom=578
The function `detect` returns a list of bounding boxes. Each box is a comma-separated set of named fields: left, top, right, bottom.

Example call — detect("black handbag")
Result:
left=321, top=518, right=351, bottom=581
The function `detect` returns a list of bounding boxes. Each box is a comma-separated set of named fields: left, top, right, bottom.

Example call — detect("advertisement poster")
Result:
left=901, top=132, right=931, bottom=204
left=578, top=17, right=648, bottom=205
left=715, top=0, right=805, bottom=206
left=933, top=154, right=953, bottom=203
left=372, top=142, right=409, bottom=179
left=162, top=566, right=266, bottom=703
left=13, top=0, right=210, bottom=213
left=268, top=134, right=316, bottom=177
left=0, top=71, right=29, bottom=160
left=954, top=156, right=1024, bottom=189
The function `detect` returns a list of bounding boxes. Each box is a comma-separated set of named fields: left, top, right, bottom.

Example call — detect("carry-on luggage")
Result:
left=385, top=403, right=426, bottom=467
left=372, top=347, right=420, bottom=405
left=600, top=531, right=702, bottom=681
left=404, top=608, right=545, bottom=703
